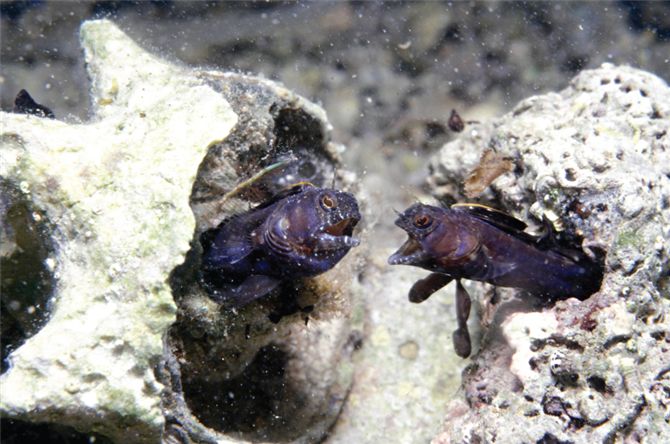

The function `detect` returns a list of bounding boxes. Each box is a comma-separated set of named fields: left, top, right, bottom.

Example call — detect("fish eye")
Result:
left=321, top=193, right=337, bottom=210
left=413, top=214, right=432, bottom=228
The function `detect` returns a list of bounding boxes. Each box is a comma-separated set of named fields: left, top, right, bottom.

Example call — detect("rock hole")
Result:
left=536, top=432, right=574, bottom=444
left=1, top=181, right=56, bottom=374
left=182, top=343, right=314, bottom=442
left=650, top=330, right=665, bottom=341
left=650, top=106, right=662, bottom=119
left=0, top=418, right=112, bottom=444
left=272, top=106, right=325, bottom=155
left=586, top=375, right=609, bottom=394
left=268, top=105, right=335, bottom=189
left=603, top=334, right=631, bottom=349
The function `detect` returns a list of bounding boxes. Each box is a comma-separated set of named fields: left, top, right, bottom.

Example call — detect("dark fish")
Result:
left=201, top=182, right=360, bottom=308
left=13, top=89, right=55, bottom=119
left=388, top=203, right=603, bottom=357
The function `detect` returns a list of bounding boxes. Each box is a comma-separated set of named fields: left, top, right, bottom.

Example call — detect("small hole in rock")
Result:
left=587, top=375, right=608, bottom=394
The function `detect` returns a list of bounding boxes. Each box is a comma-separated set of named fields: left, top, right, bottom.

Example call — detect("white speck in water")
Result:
left=366, top=96, right=373, bottom=104
left=398, top=41, right=411, bottom=50
left=27, top=305, right=36, bottom=314
left=32, top=212, right=42, bottom=221
left=45, top=257, right=57, bottom=270
left=9, top=300, right=20, bottom=311
left=579, top=24, right=584, bottom=31
left=45, top=83, right=52, bottom=90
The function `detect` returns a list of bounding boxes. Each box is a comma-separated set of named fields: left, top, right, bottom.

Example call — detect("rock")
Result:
left=0, top=18, right=236, bottom=443
left=429, top=64, right=670, bottom=443
left=1, top=19, right=363, bottom=444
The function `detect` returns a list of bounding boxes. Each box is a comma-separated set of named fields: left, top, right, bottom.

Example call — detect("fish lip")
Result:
left=388, top=237, right=425, bottom=265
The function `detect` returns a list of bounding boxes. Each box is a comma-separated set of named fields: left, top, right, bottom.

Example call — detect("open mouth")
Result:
left=388, top=237, right=425, bottom=265
left=319, top=217, right=360, bottom=249
left=325, top=217, right=357, bottom=237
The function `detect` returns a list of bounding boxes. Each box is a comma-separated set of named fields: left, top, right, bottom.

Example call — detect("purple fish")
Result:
left=389, top=203, right=603, bottom=357
left=201, top=183, right=360, bottom=308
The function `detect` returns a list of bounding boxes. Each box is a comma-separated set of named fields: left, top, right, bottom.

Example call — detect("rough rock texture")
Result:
left=0, top=19, right=237, bottom=443
left=162, top=58, right=365, bottom=444
left=2, top=8, right=670, bottom=444
left=428, top=64, right=670, bottom=443
left=1, top=19, right=364, bottom=444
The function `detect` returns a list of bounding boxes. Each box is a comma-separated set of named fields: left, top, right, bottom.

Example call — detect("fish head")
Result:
left=264, top=185, right=361, bottom=269
left=388, top=203, right=445, bottom=267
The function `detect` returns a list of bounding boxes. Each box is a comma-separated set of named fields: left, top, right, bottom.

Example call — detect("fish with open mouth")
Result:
left=388, top=202, right=603, bottom=357
left=201, top=182, right=360, bottom=309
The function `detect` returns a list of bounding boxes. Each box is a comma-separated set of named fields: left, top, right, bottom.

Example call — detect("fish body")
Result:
left=201, top=183, right=360, bottom=307
left=389, top=203, right=600, bottom=299
left=389, top=203, right=602, bottom=357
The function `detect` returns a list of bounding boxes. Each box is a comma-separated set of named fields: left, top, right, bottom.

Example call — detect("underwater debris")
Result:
left=448, top=109, right=465, bottom=132
left=388, top=202, right=603, bottom=357
left=13, top=89, right=54, bottom=119
left=463, top=148, right=515, bottom=198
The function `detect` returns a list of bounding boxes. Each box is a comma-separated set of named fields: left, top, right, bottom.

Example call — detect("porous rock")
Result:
left=0, top=18, right=237, bottom=442
left=429, top=64, right=670, bottom=443
left=1, top=19, right=363, bottom=444
left=163, top=67, right=365, bottom=443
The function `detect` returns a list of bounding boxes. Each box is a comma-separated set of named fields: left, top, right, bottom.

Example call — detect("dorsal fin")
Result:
left=451, top=203, right=528, bottom=234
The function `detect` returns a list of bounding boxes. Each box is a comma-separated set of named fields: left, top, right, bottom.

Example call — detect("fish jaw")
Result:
left=316, top=214, right=360, bottom=251
left=388, top=237, right=429, bottom=265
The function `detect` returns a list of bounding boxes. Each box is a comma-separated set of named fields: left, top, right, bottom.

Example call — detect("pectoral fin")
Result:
left=210, top=275, right=281, bottom=308
left=455, top=280, right=471, bottom=324
left=408, top=273, right=453, bottom=303
left=453, top=280, right=472, bottom=358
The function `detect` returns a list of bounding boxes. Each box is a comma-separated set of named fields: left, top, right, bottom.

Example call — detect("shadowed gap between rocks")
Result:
left=0, top=179, right=56, bottom=374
